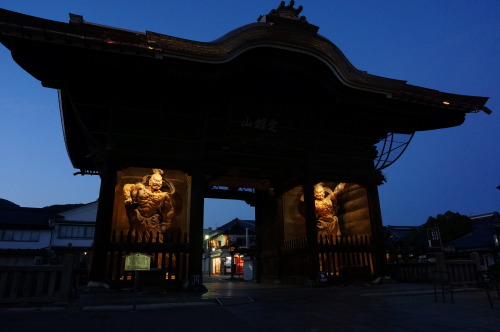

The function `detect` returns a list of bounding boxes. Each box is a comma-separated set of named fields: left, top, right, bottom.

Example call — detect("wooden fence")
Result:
left=280, top=234, right=377, bottom=283
left=104, top=229, right=190, bottom=290
left=280, top=236, right=309, bottom=283
left=389, top=262, right=435, bottom=282
left=442, top=260, right=479, bottom=287
left=318, top=234, right=375, bottom=279
left=0, top=255, right=74, bottom=304
left=389, top=253, right=482, bottom=286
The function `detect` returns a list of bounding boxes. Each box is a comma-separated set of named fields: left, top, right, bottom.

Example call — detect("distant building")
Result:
left=50, top=202, right=97, bottom=269
left=383, top=225, right=422, bottom=262
left=0, top=201, right=96, bottom=274
left=384, top=212, right=500, bottom=267
left=0, top=206, right=54, bottom=265
left=448, top=212, right=500, bottom=266
left=204, top=218, right=256, bottom=279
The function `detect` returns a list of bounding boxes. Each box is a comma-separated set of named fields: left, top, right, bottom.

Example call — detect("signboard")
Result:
left=125, top=253, right=151, bottom=271
left=427, top=227, right=442, bottom=249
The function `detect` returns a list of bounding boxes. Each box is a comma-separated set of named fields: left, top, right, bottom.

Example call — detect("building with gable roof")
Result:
left=449, top=212, right=500, bottom=267
left=0, top=205, right=54, bottom=265
left=50, top=202, right=97, bottom=269
left=204, top=218, right=256, bottom=277
left=0, top=201, right=96, bottom=273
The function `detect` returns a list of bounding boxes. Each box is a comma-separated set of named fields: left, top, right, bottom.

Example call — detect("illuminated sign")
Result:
left=427, top=227, right=442, bottom=249
left=125, top=253, right=151, bottom=271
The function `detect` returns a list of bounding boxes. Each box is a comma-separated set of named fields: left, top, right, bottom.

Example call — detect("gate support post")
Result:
left=187, top=166, right=205, bottom=291
left=303, top=178, right=320, bottom=282
left=366, top=183, right=387, bottom=277
left=254, top=187, right=279, bottom=282
left=89, top=161, right=117, bottom=284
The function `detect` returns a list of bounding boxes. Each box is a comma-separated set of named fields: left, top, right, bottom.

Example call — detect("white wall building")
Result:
left=0, top=207, right=54, bottom=265
left=0, top=202, right=97, bottom=268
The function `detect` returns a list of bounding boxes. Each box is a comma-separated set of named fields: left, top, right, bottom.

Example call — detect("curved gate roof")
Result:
left=0, top=4, right=491, bottom=185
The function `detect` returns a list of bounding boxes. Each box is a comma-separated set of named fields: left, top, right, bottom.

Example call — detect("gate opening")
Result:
left=203, top=198, right=255, bottom=280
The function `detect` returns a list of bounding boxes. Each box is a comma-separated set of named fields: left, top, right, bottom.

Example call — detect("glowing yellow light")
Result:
left=442, top=101, right=450, bottom=105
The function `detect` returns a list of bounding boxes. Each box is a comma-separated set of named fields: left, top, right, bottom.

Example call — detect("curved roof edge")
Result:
left=148, top=22, right=490, bottom=114
left=0, top=7, right=491, bottom=115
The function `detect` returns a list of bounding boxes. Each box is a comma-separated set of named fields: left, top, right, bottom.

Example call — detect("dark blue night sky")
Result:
left=0, top=1, right=498, bottom=228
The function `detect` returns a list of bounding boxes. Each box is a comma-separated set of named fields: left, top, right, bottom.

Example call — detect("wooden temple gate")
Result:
left=0, top=2, right=489, bottom=290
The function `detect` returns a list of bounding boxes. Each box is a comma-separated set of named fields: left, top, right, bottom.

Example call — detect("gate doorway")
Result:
left=203, top=197, right=256, bottom=281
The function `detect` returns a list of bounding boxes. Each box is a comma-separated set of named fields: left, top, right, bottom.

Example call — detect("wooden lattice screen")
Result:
left=104, top=230, right=189, bottom=289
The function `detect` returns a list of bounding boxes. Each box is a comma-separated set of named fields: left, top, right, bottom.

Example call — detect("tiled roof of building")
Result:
left=383, top=225, right=421, bottom=242
left=208, top=218, right=255, bottom=236
left=54, top=201, right=98, bottom=223
left=0, top=198, right=20, bottom=208
left=450, top=212, right=500, bottom=250
left=0, top=207, right=54, bottom=229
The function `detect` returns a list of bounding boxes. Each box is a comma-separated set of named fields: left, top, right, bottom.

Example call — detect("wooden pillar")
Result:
left=187, top=166, right=205, bottom=289
left=254, top=190, right=264, bottom=282
left=303, top=178, right=319, bottom=281
left=366, top=183, right=388, bottom=276
left=273, top=186, right=284, bottom=282
left=254, top=188, right=279, bottom=282
left=88, top=162, right=116, bottom=283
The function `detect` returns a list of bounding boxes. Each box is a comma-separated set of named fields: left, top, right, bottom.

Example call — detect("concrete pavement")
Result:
left=1, top=276, right=500, bottom=331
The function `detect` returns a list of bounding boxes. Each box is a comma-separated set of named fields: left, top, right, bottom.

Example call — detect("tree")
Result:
left=423, top=211, right=473, bottom=245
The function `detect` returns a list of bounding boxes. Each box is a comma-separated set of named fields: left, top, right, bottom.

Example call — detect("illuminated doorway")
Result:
left=203, top=198, right=255, bottom=279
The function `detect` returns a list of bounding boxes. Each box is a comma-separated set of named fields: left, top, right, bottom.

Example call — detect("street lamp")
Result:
left=204, top=234, right=210, bottom=250
left=204, top=234, right=211, bottom=276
